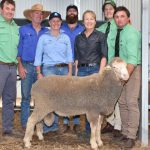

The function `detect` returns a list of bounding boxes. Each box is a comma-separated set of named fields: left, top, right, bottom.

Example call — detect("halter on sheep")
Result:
left=23, top=57, right=129, bottom=150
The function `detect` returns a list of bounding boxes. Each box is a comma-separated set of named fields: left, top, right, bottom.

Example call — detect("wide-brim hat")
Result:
left=23, top=4, right=50, bottom=21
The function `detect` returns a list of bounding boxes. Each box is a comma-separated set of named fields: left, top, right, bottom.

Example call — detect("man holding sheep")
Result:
left=112, top=6, right=141, bottom=148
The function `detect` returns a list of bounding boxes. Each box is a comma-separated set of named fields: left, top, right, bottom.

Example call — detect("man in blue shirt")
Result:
left=61, top=5, right=84, bottom=133
left=61, top=5, right=84, bottom=61
left=17, top=4, right=50, bottom=129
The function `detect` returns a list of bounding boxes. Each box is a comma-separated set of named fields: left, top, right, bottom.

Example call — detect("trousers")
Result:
left=118, top=65, right=141, bottom=139
left=0, top=64, right=17, bottom=131
left=106, top=102, right=121, bottom=130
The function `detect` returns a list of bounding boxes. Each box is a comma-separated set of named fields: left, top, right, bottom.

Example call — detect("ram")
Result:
left=24, top=57, right=129, bottom=150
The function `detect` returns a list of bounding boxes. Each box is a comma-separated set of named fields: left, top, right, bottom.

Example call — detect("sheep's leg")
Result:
left=36, top=113, right=54, bottom=140
left=23, top=109, right=49, bottom=148
left=86, top=113, right=98, bottom=150
left=90, top=122, right=98, bottom=150
left=36, top=121, right=44, bottom=140
left=44, top=113, right=55, bottom=126
left=23, top=111, right=38, bottom=148
left=96, top=115, right=103, bottom=147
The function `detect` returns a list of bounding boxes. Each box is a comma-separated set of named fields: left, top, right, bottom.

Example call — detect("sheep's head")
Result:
left=109, top=57, right=129, bottom=81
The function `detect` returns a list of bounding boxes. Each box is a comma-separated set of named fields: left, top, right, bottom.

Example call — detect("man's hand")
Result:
left=37, top=73, right=43, bottom=80
left=18, top=63, right=27, bottom=79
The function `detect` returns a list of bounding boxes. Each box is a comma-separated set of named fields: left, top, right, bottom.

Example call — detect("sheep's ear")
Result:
left=105, top=65, right=111, bottom=70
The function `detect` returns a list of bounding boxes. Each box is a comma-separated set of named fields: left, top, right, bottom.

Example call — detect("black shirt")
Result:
left=74, top=29, right=107, bottom=65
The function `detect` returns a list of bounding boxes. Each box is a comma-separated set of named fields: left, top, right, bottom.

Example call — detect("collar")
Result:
left=121, top=23, right=130, bottom=30
left=29, top=23, right=46, bottom=31
left=81, top=29, right=97, bottom=36
left=64, top=22, right=81, bottom=29
left=0, top=15, right=16, bottom=25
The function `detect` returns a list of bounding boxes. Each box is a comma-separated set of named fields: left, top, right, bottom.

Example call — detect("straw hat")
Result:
left=23, top=4, right=50, bottom=21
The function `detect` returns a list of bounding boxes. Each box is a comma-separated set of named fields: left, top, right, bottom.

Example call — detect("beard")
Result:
left=66, top=14, right=78, bottom=24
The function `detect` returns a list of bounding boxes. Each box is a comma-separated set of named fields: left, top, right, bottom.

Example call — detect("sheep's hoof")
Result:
left=24, top=140, right=31, bottom=149
left=91, top=142, right=98, bottom=150
left=37, top=133, right=44, bottom=141
left=91, top=146, right=98, bottom=150
left=97, top=140, right=103, bottom=147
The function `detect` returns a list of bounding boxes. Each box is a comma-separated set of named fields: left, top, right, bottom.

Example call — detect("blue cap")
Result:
left=49, top=12, right=62, bottom=20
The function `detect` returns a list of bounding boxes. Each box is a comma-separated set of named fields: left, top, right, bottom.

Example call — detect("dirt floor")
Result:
left=0, top=110, right=149, bottom=150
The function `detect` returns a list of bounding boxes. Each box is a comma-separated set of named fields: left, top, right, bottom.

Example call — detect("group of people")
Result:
left=0, top=0, right=141, bottom=149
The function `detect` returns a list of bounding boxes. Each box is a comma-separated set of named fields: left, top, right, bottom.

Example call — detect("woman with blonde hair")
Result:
left=74, top=10, right=108, bottom=134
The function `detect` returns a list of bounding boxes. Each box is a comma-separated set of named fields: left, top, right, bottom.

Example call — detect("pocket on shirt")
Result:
left=0, top=32, right=9, bottom=42
left=0, top=25, right=9, bottom=42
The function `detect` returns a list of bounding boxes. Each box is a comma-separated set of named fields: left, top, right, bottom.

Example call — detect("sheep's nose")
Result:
left=122, top=73, right=129, bottom=81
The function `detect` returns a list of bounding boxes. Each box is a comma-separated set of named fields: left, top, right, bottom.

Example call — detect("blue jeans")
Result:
left=20, top=62, right=37, bottom=127
left=0, top=64, right=17, bottom=131
left=77, top=65, right=99, bottom=133
left=42, top=65, right=69, bottom=132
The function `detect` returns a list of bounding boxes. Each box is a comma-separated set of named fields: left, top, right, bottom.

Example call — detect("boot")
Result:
left=101, top=122, right=114, bottom=134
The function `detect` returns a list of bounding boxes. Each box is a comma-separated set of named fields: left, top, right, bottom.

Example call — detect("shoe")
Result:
left=101, top=122, right=114, bottom=134
left=43, top=123, right=58, bottom=134
left=61, top=124, right=70, bottom=133
left=119, top=134, right=128, bottom=141
left=123, top=138, right=135, bottom=148
left=2, top=130, right=12, bottom=136
left=77, top=131, right=90, bottom=140
left=73, top=124, right=80, bottom=134
left=113, top=129, right=122, bottom=137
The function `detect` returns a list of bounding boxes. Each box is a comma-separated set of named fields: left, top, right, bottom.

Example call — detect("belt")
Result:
left=22, top=61, right=34, bottom=64
left=78, top=63, right=99, bottom=67
left=55, top=63, right=68, bottom=67
left=0, top=61, right=16, bottom=66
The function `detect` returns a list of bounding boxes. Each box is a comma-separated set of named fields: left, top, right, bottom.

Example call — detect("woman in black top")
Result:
left=74, top=10, right=108, bottom=133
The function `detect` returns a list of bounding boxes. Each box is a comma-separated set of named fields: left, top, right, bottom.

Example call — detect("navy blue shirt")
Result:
left=61, top=22, right=84, bottom=60
left=17, top=23, right=48, bottom=62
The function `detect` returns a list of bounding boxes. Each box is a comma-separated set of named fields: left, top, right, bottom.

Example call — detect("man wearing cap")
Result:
left=97, top=0, right=122, bottom=137
left=61, top=5, right=84, bottom=61
left=61, top=4, right=84, bottom=133
left=0, top=0, right=19, bottom=136
left=17, top=4, right=50, bottom=129
left=34, top=12, right=73, bottom=133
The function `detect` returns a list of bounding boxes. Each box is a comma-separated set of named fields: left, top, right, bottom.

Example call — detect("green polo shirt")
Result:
left=0, top=15, right=19, bottom=63
left=115, top=24, right=141, bottom=65
left=97, top=19, right=117, bottom=62
left=98, top=22, right=141, bottom=65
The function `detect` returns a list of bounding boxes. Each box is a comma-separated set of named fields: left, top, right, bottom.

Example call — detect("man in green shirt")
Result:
left=0, top=0, right=19, bottom=136
left=113, top=6, right=141, bottom=148
left=97, top=0, right=122, bottom=137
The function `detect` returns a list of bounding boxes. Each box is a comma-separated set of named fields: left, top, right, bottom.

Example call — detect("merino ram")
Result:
left=24, top=57, right=129, bottom=150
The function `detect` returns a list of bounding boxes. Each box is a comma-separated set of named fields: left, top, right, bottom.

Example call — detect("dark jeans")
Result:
left=77, top=64, right=100, bottom=133
left=0, top=64, right=17, bottom=131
